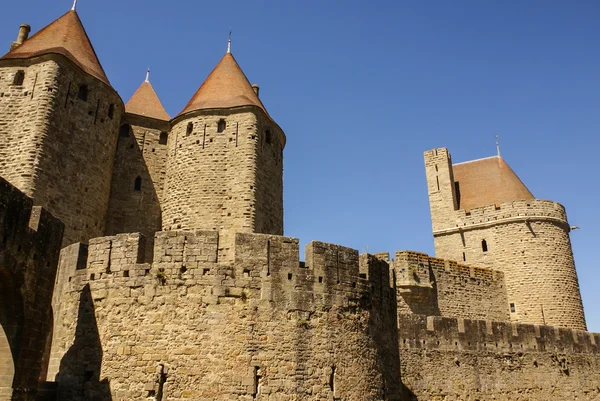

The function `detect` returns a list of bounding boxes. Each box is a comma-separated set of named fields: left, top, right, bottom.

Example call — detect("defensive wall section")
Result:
left=48, top=230, right=401, bottom=400
left=390, top=251, right=509, bottom=322
left=399, top=314, right=600, bottom=400
left=0, top=177, right=64, bottom=401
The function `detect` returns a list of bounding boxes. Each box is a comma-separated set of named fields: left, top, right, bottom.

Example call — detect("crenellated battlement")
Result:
left=399, top=314, right=599, bottom=354
left=390, top=250, right=508, bottom=321
left=435, top=199, right=569, bottom=235
left=393, top=250, right=502, bottom=284
left=57, top=230, right=395, bottom=311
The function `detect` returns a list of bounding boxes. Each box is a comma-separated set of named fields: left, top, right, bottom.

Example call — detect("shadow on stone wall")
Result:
left=104, top=122, right=164, bottom=264
left=56, top=284, right=111, bottom=401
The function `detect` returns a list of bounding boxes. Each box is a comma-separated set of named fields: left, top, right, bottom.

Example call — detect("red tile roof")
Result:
left=125, top=81, right=170, bottom=121
left=177, top=53, right=267, bottom=117
left=1, top=11, right=110, bottom=86
left=453, top=156, right=534, bottom=211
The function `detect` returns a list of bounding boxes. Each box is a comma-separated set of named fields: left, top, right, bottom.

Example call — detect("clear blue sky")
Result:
left=2, top=1, right=599, bottom=331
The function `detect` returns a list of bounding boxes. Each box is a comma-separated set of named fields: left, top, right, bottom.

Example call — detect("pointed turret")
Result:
left=177, top=52, right=267, bottom=117
left=1, top=10, right=110, bottom=85
left=125, top=73, right=170, bottom=121
left=164, top=47, right=285, bottom=236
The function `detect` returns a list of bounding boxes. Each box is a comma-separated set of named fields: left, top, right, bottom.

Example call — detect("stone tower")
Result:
left=162, top=49, right=285, bottom=235
left=105, top=72, right=170, bottom=260
left=424, top=148, right=586, bottom=330
left=0, top=10, right=123, bottom=246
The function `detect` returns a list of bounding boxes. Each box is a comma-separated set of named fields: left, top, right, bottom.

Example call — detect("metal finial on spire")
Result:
left=71, top=0, right=77, bottom=11
left=145, top=68, right=150, bottom=83
left=496, top=134, right=501, bottom=158
left=227, top=29, right=232, bottom=53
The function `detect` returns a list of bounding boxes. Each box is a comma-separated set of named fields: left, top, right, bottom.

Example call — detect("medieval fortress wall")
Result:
left=399, top=314, right=600, bottom=400
left=48, top=230, right=400, bottom=400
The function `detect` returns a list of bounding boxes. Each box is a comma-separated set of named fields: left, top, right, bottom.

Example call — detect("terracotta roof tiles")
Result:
left=1, top=10, right=110, bottom=86
left=177, top=53, right=267, bottom=117
left=125, top=81, right=170, bottom=121
left=453, top=156, right=534, bottom=210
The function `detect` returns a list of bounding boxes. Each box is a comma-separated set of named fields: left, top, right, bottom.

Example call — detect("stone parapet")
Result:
left=399, top=314, right=600, bottom=400
left=57, top=230, right=394, bottom=312
left=434, top=199, right=568, bottom=235
left=392, top=251, right=508, bottom=321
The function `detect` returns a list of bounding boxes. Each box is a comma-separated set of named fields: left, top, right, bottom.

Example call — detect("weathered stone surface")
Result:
left=424, top=148, right=586, bottom=330
left=0, top=177, right=63, bottom=401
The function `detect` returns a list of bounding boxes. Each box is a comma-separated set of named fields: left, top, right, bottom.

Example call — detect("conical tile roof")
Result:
left=177, top=52, right=267, bottom=117
left=125, top=80, right=170, bottom=121
left=453, top=156, right=534, bottom=210
left=1, top=10, right=110, bottom=86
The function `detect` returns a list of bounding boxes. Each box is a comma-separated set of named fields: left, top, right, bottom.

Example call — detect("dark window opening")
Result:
left=13, top=70, right=25, bottom=86
left=265, top=129, right=272, bottom=144
left=510, top=303, right=516, bottom=313
left=217, top=119, right=226, bottom=133
left=186, top=122, right=193, bottom=135
left=462, top=252, right=466, bottom=262
left=78, top=84, right=88, bottom=101
left=108, top=104, right=115, bottom=119
left=159, top=132, right=168, bottom=145
left=481, top=239, right=488, bottom=252
left=134, top=176, right=142, bottom=191
left=329, top=366, right=336, bottom=392
left=120, top=124, right=131, bottom=137
left=454, top=181, right=461, bottom=208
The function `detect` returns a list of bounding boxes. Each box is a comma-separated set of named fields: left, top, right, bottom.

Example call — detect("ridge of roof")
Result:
left=452, top=155, right=499, bottom=166
left=177, top=52, right=267, bottom=118
left=125, top=81, right=170, bottom=121
left=1, top=10, right=110, bottom=86
left=453, top=156, right=534, bottom=211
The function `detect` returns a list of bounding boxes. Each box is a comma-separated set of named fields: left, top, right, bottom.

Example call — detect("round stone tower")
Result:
left=163, top=49, right=285, bottom=235
left=424, top=148, right=586, bottom=330
left=0, top=9, right=124, bottom=245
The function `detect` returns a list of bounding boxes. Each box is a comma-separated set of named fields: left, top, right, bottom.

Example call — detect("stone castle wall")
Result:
left=392, top=251, right=509, bottom=321
left=0, top=55, right=124, bottom=246
left=104, top=114, right=170, bottom=261
left=48, top=230, right=400, bottom=400
left=162, top=108, right=283, bottom=235
left=399, top=314, right=600, bottom=400
left=424, top=148, right=586, bottom=330
left=0, top=177, right=64, bottom=401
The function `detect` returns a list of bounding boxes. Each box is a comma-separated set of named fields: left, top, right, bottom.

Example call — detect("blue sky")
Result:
left=2, top=1, right=599, bottom=331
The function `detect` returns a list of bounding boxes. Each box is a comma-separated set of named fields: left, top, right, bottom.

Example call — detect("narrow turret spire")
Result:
left=227, top=29, right=232, bottom=53
left=145, top=68, right=150, bottom=83
left=71, top=0, right=77, bottom=11
left=496, top=134, right=501, bottom=158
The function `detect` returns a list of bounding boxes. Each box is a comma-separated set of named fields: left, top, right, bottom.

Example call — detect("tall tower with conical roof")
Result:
left=105, top=71, right=171, bottom=260
left=162, top=49, right=285, bottom=235
left=425, top=148, right=586, bottom=330
left=0, top=9, right=124, bottom=245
